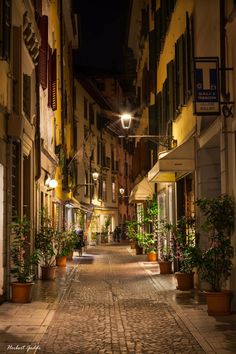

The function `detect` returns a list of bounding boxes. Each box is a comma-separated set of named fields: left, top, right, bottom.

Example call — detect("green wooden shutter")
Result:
left=175, top=35, right=185, bottom=109
left=149, top=30, right=156, bottom=72
left=52, top=49, right=57, bottom=111
left=185, top=12, right=192, bottom=102
left=39, top=15, right=48, bottom=90
left=162, top=79, right=168, bottom=135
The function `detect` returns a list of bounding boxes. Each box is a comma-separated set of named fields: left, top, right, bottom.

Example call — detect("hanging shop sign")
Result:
left=194, top=57, right=220, bottom=115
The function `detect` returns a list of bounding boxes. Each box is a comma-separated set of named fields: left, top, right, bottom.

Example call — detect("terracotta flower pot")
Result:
left=56, top=255, right=67, bottom=267
left=175, top=272, right=194, bottom=290
left=205, top=290, right=233, bottom=316
left=41, top=266, right=56, bottom=280
left=147, top=252, right=157, bottom=262
left=11, top=282, right=34, bottom=303
left=159, top=261, right=172, bottom=274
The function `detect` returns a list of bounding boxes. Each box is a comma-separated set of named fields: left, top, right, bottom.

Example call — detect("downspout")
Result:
left=220, top=0, right=229, bottom=194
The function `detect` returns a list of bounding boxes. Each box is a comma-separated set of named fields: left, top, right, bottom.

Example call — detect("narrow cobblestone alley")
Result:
left=38, top=245, right=204, bottom=354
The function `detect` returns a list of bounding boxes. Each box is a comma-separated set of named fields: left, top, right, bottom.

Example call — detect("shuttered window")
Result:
left=0, top=0, right=11, bottom=60
left=162, top=79, right=168, bottom=135
left=149, top=104, right=158, bottom=135
left=167, top=60, right=175, bottom=121
left=51, top=49, right=57, bottom=111
left=154, top=9, right=161, bottom=62
left=12, top=26, right=21, bottom=114
left=39, top=15, right=48, bottom=90
left=89, top=103, right=94, bottom=125
left=156, top=92, right=162, bottom=136
left=47, top=46, right=52, bottom=107
left=175, top=34, right=185, bottom=110
left=23, top=74, right=31, bottom=120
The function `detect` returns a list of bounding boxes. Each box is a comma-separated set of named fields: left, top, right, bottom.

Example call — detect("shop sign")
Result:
left=194, top=57, right=220, bottom=115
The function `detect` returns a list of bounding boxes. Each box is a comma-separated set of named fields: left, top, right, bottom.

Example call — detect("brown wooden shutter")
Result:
left=52, top=49, right=57, bottom=111
left=47, top=45, right=52, bottom=107
left=39, top=15, right=48, bottom=90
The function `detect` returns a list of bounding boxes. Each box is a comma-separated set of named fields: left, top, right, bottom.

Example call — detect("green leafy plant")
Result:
left=196, top=194, right=234, bottom=292
left=172, top=216, right=201, bottom=273
left=54, top=230, right=73, bottom=257
left=35, top=210, right=56, bottom=267
left=11, top=216, right=39, bottom=282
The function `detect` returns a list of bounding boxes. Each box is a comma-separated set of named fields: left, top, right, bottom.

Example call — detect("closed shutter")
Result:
left=154, top=9, right=161, bottom=62
left=0, top=0, right=11, bottom=60
left=175, top=35, right=185, bottom=109
left=47, top=46, right=52, bottom=107
left=52, top=49, right=57, bottom=111
left=39, top=15, right=48, bottom=90
left=167, top=60, right=175, bottom=121
left=149, top=30, right=156, bottom=93
left=162, top=80, right=168, bottom=135
left=149, top=104, right=158, bottom=135
left=156, top=92, right=162, bottom=136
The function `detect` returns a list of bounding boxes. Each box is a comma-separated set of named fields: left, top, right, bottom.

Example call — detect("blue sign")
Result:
left=194, top=58, right=220, bottom=115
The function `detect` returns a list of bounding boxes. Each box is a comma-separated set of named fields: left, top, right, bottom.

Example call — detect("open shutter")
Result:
left=39, top=15, right=48, bottom=90
left=162, top=79, right=168, bottom=135
left=52, top=49, right=57, bottom=111
left=185, top=12, right=192, bottom=102
left=47, top=45, right=52, bottom=107
left=175, top=35, right=185, bottom=109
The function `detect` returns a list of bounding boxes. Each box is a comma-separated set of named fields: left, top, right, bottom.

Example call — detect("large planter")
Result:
left=41, top=266, right=56, bottom=280
left=205, top=290, right=233, bottom=316
left=147, top=252, right=157, bottom=262
left=56, top=255, right=67, bottom=267
left=11, top=282, right=34, bottom=303
left=159, top=261, right=172, bottom=274
left=175, top=272, right=194, bottom=290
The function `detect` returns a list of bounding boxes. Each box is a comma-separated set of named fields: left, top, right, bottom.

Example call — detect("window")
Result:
left=0, top=0, right=11, bottom=60
left=23, top=74, right=31, bottom=120
left=112, top=180, right=116, bottom=202
left=85, top=171, right=89, bottom=196
left=38, top=15, right=48, bottom=90
left=102, top=179, right=107, bottom=201
left=89, top=103, right=94, bottom=125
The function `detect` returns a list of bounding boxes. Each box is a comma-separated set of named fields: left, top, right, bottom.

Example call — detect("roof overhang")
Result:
left=148, top=138, right=195, bottom=183
left=129, top=177, right=153, bottom=203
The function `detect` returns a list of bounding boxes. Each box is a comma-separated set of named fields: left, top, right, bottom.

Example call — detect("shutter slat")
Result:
left=47, top=45, right=52, bottom=107
left=52, top=49, right=57, bottom=111
left=39, top=15, right=48, bottom=89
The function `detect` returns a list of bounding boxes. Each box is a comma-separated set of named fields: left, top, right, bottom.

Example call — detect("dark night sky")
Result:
left=74, top=0, right=131, bottom=74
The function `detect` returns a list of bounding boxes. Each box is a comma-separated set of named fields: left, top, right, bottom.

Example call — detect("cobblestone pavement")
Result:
left=39, top=245, right=205, bottom=354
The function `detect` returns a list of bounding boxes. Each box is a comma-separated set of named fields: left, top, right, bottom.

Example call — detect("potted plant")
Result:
left=35, top=211, right=56, bottom=280
left=196, top=194, right=234, bottom=315
left=173, top=216, right=201, bottom=290
left=158, top=221, right=173, bottom=274
left=10, top=216, right=39, bottom=303
left=54, top=230, right=73, bottom=266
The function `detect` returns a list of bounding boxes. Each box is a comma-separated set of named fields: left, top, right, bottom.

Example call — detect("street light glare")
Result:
left=121, top=113, right=132, bottom=129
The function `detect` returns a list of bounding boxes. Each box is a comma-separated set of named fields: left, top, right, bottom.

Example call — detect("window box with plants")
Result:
left=173, top=217, right=201, bottom=291
left=35, top=212, right=56, bottom=280
left=196, top=194, right=234, bottom=315
left=10, top=216, right=39, bottom=303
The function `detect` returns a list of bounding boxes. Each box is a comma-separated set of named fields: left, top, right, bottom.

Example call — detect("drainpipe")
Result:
left=220, top=0, right=229, bottom=194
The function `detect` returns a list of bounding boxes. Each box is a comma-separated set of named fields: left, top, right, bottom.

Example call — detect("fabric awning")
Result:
left=148, top=138, right=195, bottom=183
left=129, top=177, right=153, bottom=203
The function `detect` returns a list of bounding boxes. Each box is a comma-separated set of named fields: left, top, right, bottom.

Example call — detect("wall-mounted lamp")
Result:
left=119, top=188, right=125, bottom=195
left=45, top=174, right=58, bottom=191
left=121, top=113, right=132, bottom=129
left=92, top=172, right=99, bottom=182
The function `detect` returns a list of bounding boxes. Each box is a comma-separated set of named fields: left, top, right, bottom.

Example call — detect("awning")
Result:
left=148, top=138, right=195, bottom=183
left=129, top=177, right=153, bottom=203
